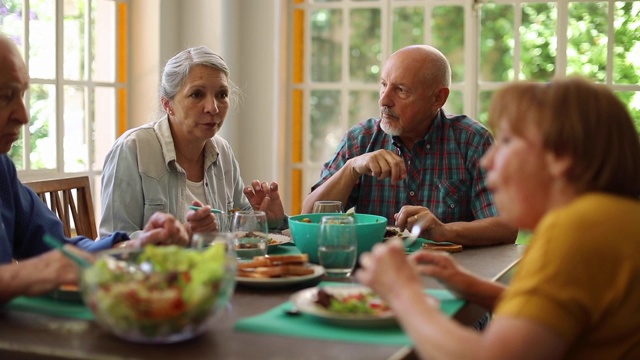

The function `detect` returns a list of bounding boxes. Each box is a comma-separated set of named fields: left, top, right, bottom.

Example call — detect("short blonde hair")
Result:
left=489, top=77, right=640, bottom=199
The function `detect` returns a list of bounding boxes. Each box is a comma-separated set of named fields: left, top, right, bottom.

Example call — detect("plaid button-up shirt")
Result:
left=311, top=110, right=497, bottom=225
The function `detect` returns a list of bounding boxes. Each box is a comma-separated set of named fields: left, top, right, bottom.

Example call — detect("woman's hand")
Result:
left=409, top=250, right=476, bottom=299
left=356, top=238, right=424, bottom=303
left=131, top=212, right=190, bottom=247
left=185, top=200, right=218, bottom=234
left=244, top=180, right=286, bottom=228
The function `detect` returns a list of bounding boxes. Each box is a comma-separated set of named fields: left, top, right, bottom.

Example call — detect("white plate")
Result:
left=384, top=226, right=409, bottom=240
left=235, top=263, right=324, bottom=288
left=290, top=285, right=397, bottom=327
left=268, top=233, right=292, bottom=247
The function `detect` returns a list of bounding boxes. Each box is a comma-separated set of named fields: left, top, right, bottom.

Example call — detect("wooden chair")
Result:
left=23, top=176, right=98, bottom=240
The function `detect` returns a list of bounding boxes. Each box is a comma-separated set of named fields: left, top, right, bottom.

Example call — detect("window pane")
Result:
left=350, top=8, right=381, bottom=83
left=520, top=3, right=557, bottom=81
left=348, top=90, right=378, bottom=127
left=28, top=0, right=56, bottom=79
left=613, top=2, right=640, bottom=85
left=64, top=85, right=88, bottom=172
left=310, top=90, right=341, bottom=163
left=444, top=90, right=463, bottom=116
left=0, top=0, right=24, bottom=57
left=567, top=2, right=607, bottom=82
left=63, top=0, right=87, bottom=80
left=433, top=6, right=464, bottom=82
left=477, top=90, right=494, bottom=127
left=93, top=86, right=116, bottom=170
left=8, top=133, right=24, bottom=170
left=480, top=4, right=514, bottom=82
left=615, top=91, right=640, bottom=133
left=92, top=0, right=116, bottom=82
left=29, top=83, right=56, bottom=170
left=392, top=7, right=424, bottom=52
left=311, top=9, right=342, bottom=82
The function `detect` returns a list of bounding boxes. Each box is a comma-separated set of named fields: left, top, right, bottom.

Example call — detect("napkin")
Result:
left=4, top=295, right=94, bottom=320
left=234, top=283, right=465, bottom=346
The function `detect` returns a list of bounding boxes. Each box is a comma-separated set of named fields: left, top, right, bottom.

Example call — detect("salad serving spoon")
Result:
left=43, top=233, right=92, bottom=269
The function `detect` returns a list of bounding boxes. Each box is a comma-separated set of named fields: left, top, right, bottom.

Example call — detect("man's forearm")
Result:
left=302, top=161, right=360, bottom=213
left=0, top=252, right=73, bottom=303
left=441, top=217, right=518, bottom=246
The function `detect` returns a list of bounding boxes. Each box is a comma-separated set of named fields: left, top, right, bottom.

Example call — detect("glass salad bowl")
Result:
left=80, top=241, right=236, bottom=344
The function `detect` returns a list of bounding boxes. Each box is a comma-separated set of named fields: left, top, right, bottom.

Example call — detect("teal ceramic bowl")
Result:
left=288, top=213, right=388, bottom=264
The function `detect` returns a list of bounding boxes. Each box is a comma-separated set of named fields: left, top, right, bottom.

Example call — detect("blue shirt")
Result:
left=0, top=155, right=128, bottom=264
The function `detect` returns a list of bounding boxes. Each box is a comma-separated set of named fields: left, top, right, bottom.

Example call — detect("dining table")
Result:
left=0, top=243, right=523, bottom=360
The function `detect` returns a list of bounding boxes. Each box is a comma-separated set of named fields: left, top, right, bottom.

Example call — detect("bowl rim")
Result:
left=288, top=213, right=388, bottom=223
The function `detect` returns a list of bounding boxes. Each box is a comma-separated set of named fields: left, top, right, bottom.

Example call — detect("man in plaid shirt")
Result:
left=303, top=45, right=516, bottom=246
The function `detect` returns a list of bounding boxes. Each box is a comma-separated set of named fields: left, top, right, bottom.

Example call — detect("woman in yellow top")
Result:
left=357, top=77, right=640, bottom=360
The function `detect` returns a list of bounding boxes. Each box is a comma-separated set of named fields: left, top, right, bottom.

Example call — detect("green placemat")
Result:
left=4, top=295, right=94, bottom=320
left=268, top=242, right=302, bottom=256
left=234, top=283, right=465, bottom=346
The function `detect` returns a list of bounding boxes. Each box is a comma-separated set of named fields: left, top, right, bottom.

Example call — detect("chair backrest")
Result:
left=23, top=176, right=98, bottom=240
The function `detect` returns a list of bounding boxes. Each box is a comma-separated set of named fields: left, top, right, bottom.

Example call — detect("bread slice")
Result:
left=421, top=243, right=463, bottom=253
left=237, top=270, right=272, bottom=279
left=237, top=257, right=272, bottom=269
left=259, top=254, right=309, bottom=265
left=236, top=254, right=316, bottom=278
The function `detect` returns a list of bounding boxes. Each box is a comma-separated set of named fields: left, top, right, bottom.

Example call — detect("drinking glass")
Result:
left=230, top=211, right=269, bottom=260
left=312, top=200, right=344, bottom=214
left=317, top=215, right=357, bottom=277
left=215, top=212, right=233, bottom=232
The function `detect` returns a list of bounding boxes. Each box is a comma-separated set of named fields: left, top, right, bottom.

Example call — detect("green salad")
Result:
left=82, top=244, right=231, bottom=340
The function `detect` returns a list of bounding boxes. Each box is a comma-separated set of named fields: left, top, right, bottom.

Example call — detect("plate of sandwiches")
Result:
left=235, top=254, right=325, bottom=288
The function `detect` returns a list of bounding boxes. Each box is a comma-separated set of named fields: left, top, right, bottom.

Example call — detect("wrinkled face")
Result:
left=480, top=120, right=554, bottom=230
left=165, top=65, right=230, bottom=144
left=378, top=52, right=437, bottom=137
left=0, top=44, right=29, bottom=154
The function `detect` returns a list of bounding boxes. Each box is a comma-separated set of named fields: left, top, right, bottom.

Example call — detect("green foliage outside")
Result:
left=311, top=2, right=640, bottom=133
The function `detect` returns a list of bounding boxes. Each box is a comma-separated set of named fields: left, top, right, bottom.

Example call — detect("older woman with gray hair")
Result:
left=100, top=46, right=286, bottom=238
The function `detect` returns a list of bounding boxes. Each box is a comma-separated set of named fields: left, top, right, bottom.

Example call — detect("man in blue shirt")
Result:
left=0, top=34, right=189, bottom=303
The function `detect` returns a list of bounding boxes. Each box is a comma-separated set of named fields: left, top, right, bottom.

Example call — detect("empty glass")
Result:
left=230, top=211, right=269, bottom=260
left=317, top=215, right=357, bottom=277
left=312, top=200, right=344, bottom=214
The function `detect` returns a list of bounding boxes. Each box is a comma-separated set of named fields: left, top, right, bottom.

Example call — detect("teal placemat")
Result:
left=234, top=283, right=465, bottom=346
left=4, top=295, right=94, bottom=320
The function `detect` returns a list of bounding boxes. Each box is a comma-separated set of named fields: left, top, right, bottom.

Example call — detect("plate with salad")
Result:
left=289, top=285, right=397, bottom=327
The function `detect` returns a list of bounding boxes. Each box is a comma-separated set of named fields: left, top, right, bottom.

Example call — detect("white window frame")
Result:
left=287, top=0, right=640, bottom=213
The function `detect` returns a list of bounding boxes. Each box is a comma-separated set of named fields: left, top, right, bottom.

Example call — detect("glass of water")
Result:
left=312, top=200, right=344, bottom=214
left=317, top=215, right=357, bottom=278
left=231, top=211, right=269, bottom=261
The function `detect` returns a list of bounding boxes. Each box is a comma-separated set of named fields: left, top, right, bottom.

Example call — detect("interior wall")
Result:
left=129, top=0, right=289, bottom=212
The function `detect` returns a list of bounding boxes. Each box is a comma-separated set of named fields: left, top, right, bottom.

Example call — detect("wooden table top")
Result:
left=0, top=244, right=523, bottom=360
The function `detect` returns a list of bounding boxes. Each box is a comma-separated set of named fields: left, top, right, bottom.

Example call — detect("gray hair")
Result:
left=159, top=46, right=241, bottom=106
